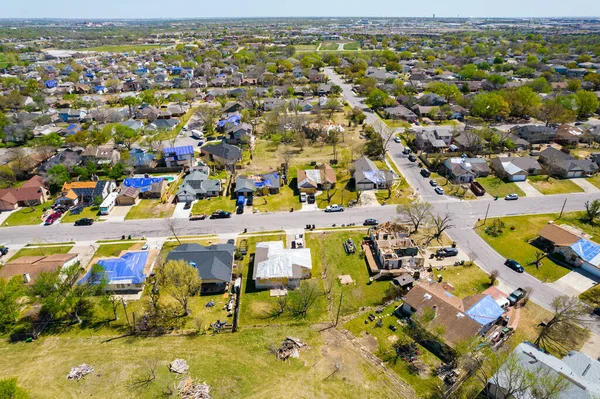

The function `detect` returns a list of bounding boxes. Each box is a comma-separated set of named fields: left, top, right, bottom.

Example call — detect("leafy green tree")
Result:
left=527, top=77, right=552, bottom=93
left=566, top=79, right=581, bottom=92
left=575, top=90, right=600, bottom=118
left=46, top=164, right=70, bottom=193
left=0, top=277, right=25, bottom=333
left=486, top=74, right=507, bottom=89
left=156, top=260, right=201, bottom=316
left=365, top=88, right=394, bottom=110
left=0, top=377, right=30, bottom=399
left=427, top=82, right=460, bottom=102
left=471, top=92, right=509, bottom=120
left=107, top=162, right=126, bottom=180
left=363, top=125, right=385, bottom=159
left=537, top=100, right=576, bottom=126
left=113, top=125, right=140, bottom=150
left=121, top=96, right=141, bottom=118
left=0, top=165, right=16, bottom=188
left=503, top=86, right=541, bottom=117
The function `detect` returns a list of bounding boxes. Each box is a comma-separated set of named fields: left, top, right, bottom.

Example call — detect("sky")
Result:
left=3, top=0, right=600, bottom=19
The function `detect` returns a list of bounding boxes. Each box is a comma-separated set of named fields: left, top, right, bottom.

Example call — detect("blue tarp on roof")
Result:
left=123, top=177, right=164, bottom=193
left=65, top=124, right=81, bottom=135
left=80, top=251, right=148, bottom=285
left=217, top=114, right=241, bottom=128
left=465, top=295, right=504, bottom=326
left=44, top=79, right=58, bottom=88
left=571, top=238, right=600, bottom=266
left=130, top=152, right=155, bottom=167
left=94, top=85, right=105, bottom=92
left=162, top=146, right=194, bottom=156
left=254, top=173, right=279, bottom=188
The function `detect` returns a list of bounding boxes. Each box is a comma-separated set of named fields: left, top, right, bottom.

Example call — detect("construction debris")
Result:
left=276, top=337, right=307, bottom=361
left=66, top=364, right=94, bottom=380
left=178, top=377, right=212, bottom=399
left=169, top=359, right=189, bottom=374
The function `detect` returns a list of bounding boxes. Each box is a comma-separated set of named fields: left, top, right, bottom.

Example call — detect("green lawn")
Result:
left=93, top=243, right=138, bottom=258
left=238, top=234, right=328, bottom=326
left=343, top=42, right=360, bottom=50
left=586, top=174, right=600, bottom=189
left=10, top=246, right=74, bottom=261
left=344, top=304, right=441, bottom=398
left=159, top=238, right=218, bottom=261
left=477, top=176, right=526, bottom=198
left=60, top=206, right=100, bottom=224
left=294, top=44, right=319, bottom=52
left=251, top=185, right=302, bottom=213
left=2, top=201, right=53, bottom=227
left=320, top=42, right=339, bottom=51
left=475, top=214, right=573, bottom=282
left=191, top=195, right=236, bottom=215
left=316, top=172, right=355, bottom=209
left=0, top=53, right=7, bottom=69
left=125, top=200, right=174, bottom=220
left=579, top=284, right=600, bottom=307
left=528, top=176, right=584, bottom=195
left=80, top=44, right=164, bottom=52
left=437, top=266, right=496, bottom=298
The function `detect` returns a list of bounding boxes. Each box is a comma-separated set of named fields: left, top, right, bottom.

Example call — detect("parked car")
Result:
left=402, top=147, right=411, bottom=155
left=300, top=193, right=307, bottom=203
left=593, top=307, right=600, bottom=316
left=74, top=218, right=94, bottom=226
left=44, top=212, right=61, bottom=225
left=325, top=204, right=345, bottom=213
left=0, top=247, right=8, bottom=257
left=420, top=168, right=431, bottom=177
left=394, top=137, right=401, bottom=143
left=504, top=259, right=524, bottom=273
left=307, top=194, right=315, bottom=204
left=505, top=194, right=519, bottom=201
left=408, top=154, right=417, bottom=162
left=429, top=179, right=438, bottom=187
left=363, top=218, right=378, bottom=226
left=210, top=210, right=231, bottom=219
left=434, top=187, right=445, bottom=195
left=507, top=288, right=526, bottom=306
left=141, top=243, right=149, bottom=250
left=184, top=201, right=192, bottom=210
left=436, top=247, right=459, bottom=257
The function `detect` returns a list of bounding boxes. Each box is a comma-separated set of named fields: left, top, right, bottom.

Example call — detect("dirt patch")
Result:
left=387, top=334, right=399, bottom=344
left=358, top=332, right=379, bottom=353
left=360, top=191, right=379, bottom=207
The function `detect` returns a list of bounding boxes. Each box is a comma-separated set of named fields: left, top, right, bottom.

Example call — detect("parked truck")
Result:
left=470, top=181, right=486, bottom=196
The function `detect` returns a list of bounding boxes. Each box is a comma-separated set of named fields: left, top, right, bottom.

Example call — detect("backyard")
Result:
left=528, top=176, right=584, bottom=195
left=477, top=176, right=526, bottom=198
left=78, top=44, right=164, bottom=52
left=125, top=200, right=175, bottom=220
left=2, top=201, right=53, bottom=226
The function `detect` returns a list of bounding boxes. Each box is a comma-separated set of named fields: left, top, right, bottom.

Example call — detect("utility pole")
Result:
left=335, top=293, right=343, bottom=326
left=559, top=198, right=567, bottom=219
left=483, top=203, right=490, bottom=225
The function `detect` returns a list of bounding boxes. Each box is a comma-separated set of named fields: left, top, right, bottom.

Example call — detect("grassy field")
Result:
left=294, top=44, right=319, bottom=52
left=93, top=243, right=139, bottom=258
left=238, top=234, right=329, bottom=326
left=437, top=266, right=495, bottom=298
left=10, top=245, right=73, bottom=261
left=3, top=201, right=53, bottom=227
left=477, top=176, right=526, bottom=198
left=251, top=184, right=302, bottom=213
left=344, top=303, right=442, bottom=398
left=0, top=324, right=402, bottom=399
left=60, top=206, right=100, bottom=224
left=475, top=214, right=575, bottom=282
left=125, top=200, right=174, bottom=220
left=306, top=230, right=393, bottom=316
left=343, top=42, right=360, bottom=50
left=320, top=42, right=339, bottom=51
left=192, top=195, right=236, bottom=215
left=528, top=176, right=584, bottom=195
left=80, top=44, right=164, bottom=53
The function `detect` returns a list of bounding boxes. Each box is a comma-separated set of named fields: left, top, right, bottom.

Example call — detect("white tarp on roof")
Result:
left=255, top=241, right=312, bottom=279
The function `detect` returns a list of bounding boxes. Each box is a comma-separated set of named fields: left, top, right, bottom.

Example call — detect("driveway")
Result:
left=100, top=205, right=131, bottom=222
left=0, top=209, right=16, bottom=227
left=571, top=178, right=600, bottom=193
left=580, top=332, right=600, bottom=359
left=514, top=180, right=543, bottom=197
left=549, top=269, right=600, bottom=296
left=173, top=201, right=193, bottom=219
left=360, top=191, right=380, bottom=207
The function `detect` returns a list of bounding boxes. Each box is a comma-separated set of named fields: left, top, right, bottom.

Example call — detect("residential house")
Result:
left=80, top=145, right=120, bottom=166
left=56, top=180, right=116, bottom=207
left=162, top=146, right=195, bottom=168
left=176, top=169, right=222, bottom=202
left=120, top=177, right=167, bottom=200
left=224, top=122, right=254, bottom=145
left=253, top=241, right=312, bottom=289
left=115, top=186, right=140, bottom=206
left=200, top=142, right=242, bottom=166
left=296, top=164, right=337, bottom=193
left=353, top=156, right=394, bottom=190
left=537, top=223, right=600, bottom=278
left=235, top=172, right=281, bottom=198
left=263, top=98, right=286, bottom=111
left=490, top=156, right=542, bottom=182
left=485, top=342, right=600, bottom=399
left=0, top=254, right=79, bottom=284
left=0, top=176, right=50, bottom=211
left=512, top=125, right=557, bottom=144
left=443, top=157, right=490, bottom=183
left=149, top=118, right=179, bottom=131
left=128, top=149, right=156, bottom=168
left=57, top=109, right=85, bottom=123
left=80, top=251, right=153, bottom=293
left=415, top=129, right=452, bottom=152
left=38, top=148, right=82, bottom=173
left=538, top=147, right=598, bottom=178
left=383, top=105, right=418, bottom=122
left=400, top=281, right=504, bottom=352
left=165, top=243, right=235, bottom=293
left=365, top=223, right=423, bottom=278
left=555, top=123, right=586, bottom=145
left=452, top=131, right=487, bottom=153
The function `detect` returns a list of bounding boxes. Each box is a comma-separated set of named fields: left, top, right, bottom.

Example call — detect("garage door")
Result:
left=512, top=175, right=526, bottom=182
left=581, top=263, right=600, bottom=278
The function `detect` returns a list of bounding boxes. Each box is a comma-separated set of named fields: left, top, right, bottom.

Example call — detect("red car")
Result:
left=44, top=212, right=62, bottom=225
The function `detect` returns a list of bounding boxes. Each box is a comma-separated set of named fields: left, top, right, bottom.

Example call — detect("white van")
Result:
left=191, top=130, right=204, bottom=139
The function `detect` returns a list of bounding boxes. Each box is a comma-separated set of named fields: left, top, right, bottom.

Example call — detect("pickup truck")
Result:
left=507, top=288, right=526, bottom=306
left=325, top=204, right=345, bottom=213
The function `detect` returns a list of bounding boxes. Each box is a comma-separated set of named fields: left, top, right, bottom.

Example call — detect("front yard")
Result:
left=191, top=194, right=236, bottom=215
left=586, top=174, right=600, bottom=189
left=528, top=176, right=584, bottom=195
left=61, top=206, right=100, bottom=224
left=2, top=201, right=53, bottom=226
left=125, top=200, right=175, bottom=220
left=93, top=242, right=140, bottom=258
left=10, top=245, right=74, bottom=261
left=437, top=265, right=496, bottom=298
left=475, top=214, right=573, bottom=282
left=477, top=176, right=526, bottom=198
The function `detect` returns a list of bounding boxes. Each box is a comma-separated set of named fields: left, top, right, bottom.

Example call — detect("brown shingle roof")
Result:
left=0, top=254, right=78, bottom=283
left=538, top=224, right=583, bottom=247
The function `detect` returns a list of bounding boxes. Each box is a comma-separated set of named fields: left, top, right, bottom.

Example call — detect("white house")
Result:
left=253, top=241, right=312, bottom=289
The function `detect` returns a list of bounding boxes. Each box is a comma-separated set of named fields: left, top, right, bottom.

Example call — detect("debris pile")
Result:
left=170, top=359, right=189, bottom=374
left=66, top=364, right=94, bottom=380
left=394, top=341, right=420, bottom=362
left=276, top=337, right=307, bottom=361
left=178, top=377, right=212, bottom=399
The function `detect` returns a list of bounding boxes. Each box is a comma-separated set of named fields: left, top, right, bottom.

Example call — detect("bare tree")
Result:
left=535, top=296, right=589, bottom=352
left=543, top=157, right=564, bottom=181
left=520, top=287, right=533, bottom=307
left=489, top=269, right=499, bottom=285
left=528, top=251, right=547, bottom=269
left=429, top=212, right=454, bottom=243
left=288, top=281, right=324, bottom=319
left=164, top=218, right=184, bottom=245
left=396, top=200, right=433, bottom=233
left=128, top=359, right=158, bottom=390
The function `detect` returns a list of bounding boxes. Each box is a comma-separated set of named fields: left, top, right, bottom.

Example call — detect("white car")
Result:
left=505, top=194, right=519, bottom=201
left=300, top=193, right=307, bottom=203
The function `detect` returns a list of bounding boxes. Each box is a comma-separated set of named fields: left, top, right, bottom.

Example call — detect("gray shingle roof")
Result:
left=164, top=243, right=235, bottom=282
